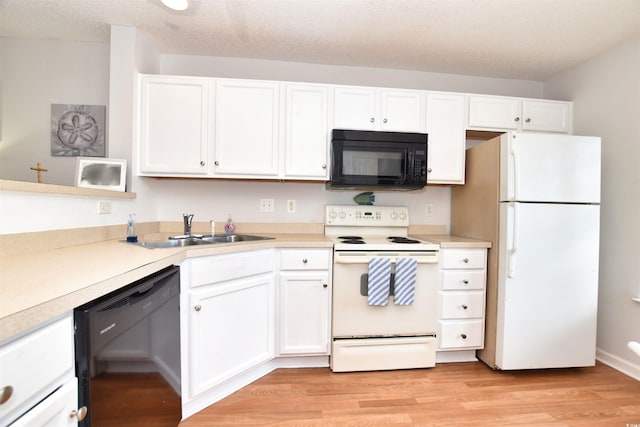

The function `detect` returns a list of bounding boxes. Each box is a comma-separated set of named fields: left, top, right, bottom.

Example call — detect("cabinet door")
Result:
left=138, top=76, right=210, bottom=176
left=186, top=274, right=274, bottom=399
left=279, top=272, right=331, bottom=355
left=333, top=86, right=377, bottom=130
left=521, top=100, right=571, bottom=133
left=11, top=378, right=79, bottom=427
left=468, top=95, right=521, bottom=130
left=214, top=80, right=280, bottom=177
left=425, top=93, right=466, bottom=184
left=284, top=84, right=330, bottom=179
left=380, top=89, right=425, bottom=132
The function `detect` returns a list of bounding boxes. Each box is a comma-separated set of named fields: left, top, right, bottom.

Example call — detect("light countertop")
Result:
left=0, top=232, right=489, bottom=341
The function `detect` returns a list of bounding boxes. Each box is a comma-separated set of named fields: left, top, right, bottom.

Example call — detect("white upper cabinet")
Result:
left=425, top=93, right=467, bottom=184
left=468, top=95, right=571, bottom=133
left=468, top=95, right=520, bottom=130
left=521, top=99, right=571, bottom=133
left=334, top=86, right=425, bottom=132
left=284, top=84, right=331, bottom=180
left=214, top=79, right=281, bottom=178
left=138, top=75, right=211, bottom=176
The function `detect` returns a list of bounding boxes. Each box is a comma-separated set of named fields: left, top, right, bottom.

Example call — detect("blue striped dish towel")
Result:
left=394, top=257, right=417, bottom=305
left=368, top=257, right=391, bottom=306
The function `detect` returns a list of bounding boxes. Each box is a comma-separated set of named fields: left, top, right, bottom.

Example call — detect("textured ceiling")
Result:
left=1, top=0, right=639, bottom=80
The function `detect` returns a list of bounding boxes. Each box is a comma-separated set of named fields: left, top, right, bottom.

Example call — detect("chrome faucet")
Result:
left=183, top=213, right=194, bottom=236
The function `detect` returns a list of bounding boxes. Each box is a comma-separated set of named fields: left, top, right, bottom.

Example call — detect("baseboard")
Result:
left=436, top=350, right=478, bottom=363
left=596, top=348, right=640, bottom=381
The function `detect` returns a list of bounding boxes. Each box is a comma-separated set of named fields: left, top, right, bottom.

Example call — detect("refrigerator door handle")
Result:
left=508, top=135, right=520, bottom=201
left=508, top=202, right=519, bottom=278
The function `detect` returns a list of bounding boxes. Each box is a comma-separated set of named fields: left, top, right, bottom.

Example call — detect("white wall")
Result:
left=544, top=36, right=640, bottom=378
left=0, top=38, right=110, bottom=184
left=160, top=55, right=544, bottom=98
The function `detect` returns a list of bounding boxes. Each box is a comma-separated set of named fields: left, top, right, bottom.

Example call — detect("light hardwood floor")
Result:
left=180, top=362, right=640, bottom=426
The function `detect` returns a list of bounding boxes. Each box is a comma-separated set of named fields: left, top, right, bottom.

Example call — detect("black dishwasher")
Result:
left=74, top=265, right=181, bottom=426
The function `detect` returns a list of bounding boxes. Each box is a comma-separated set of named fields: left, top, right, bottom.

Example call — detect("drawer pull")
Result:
left=323, top=283, right=328, bottom=288
left=461, top=334, right=467, bottom=339
left=462, top=280, right=469, bottom=284
left=302, top=258, right=308, bottom=264
left=0, top=386, right=13, bottom=405
left=70, top=406, right=88, bottom=421
left=462, top=258, right=469, bottom=263
left=194, top=305, right=202, bottom=312
left=461, top=305, right=468, bottom=310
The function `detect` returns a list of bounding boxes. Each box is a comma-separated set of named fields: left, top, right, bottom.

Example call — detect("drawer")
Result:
left=441, top=270, right=486, bottom=290
left=441, top=248, right=486, bottom=269
left=187, top=249, right=275, bottom=287
left=0, top=314, right=74, bottom=422
left=440, top=291, right=484, bottom=319
left=280, top=249, right=331, bottom=270
left=438, top=319, right=484, bottom=349
left=11, top=377, right=78, bottom=427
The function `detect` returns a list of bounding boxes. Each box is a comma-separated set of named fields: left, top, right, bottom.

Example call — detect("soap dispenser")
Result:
left=224, top=214, right=236, bottom=235
left=126, top=214, right=138, bottom=242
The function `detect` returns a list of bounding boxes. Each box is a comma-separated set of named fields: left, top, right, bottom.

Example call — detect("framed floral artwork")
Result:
left=51, top=104, right=106, bottom=156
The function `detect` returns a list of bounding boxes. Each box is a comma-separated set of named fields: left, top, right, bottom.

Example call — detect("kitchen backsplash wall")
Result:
left=151, top=178, right=451, bottom=229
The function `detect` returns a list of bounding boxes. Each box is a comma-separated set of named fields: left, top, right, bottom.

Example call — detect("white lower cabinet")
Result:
left=437, top=248, right=487, bottom=356
left=180, top=250, right=276, bottom=402
left=187, top=273, right=275, bottom=397
left=180, top=247, right=332, bottom=419
left=11, top=378, right=81, bottom=427
left=278, top=249, right=332, bottom=355
left=0, top=313, right=82, bottom=426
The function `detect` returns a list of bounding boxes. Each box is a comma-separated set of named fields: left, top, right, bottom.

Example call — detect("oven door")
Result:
left=332, top=257, right=438, bottom=338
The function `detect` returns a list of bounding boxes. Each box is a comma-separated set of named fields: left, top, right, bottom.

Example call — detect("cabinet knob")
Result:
left=461, top=334, right=468, bottom=339
left=462, top=258, right=469, bottom=263
left=383, top=118, right=388, bottom=123
left=427, top=168, right=433, bottom=173
left=200, top=161, right=205, bottom=166
left=302, top=258, right=308, bottom=264
left=462, top=279, right=469, bottom=284
left=214, top=161, right=219, bottom=166
left=70, top=406, right=88, bottom=421
left=0, top=386, right=13, bottom=405
left=462, top=304, right=468, bottom=310
left=514, top=117, right=520, bottom=122
left=321, top=164, right=327, bottom=169
left=194, top=305, right=202, bottom=312
left=525, top=118, right=531, bottom=123
left=370, top=117, right=375, bottom=123
left=323, top=283, right=328, bottom=288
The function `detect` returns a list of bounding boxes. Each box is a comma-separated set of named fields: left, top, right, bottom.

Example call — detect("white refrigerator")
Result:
left=452, top=132, right=601, bottom=370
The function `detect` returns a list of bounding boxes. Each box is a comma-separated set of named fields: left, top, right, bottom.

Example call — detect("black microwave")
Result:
left=327, top=129, right=428, bottom=190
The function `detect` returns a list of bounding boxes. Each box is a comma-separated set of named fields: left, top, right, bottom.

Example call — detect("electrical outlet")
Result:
left=260, top=199, right=274, bottom=212
left=425, top=203, right=434, bottom=217
left=99, top=201, right=112, bottom=214
left=287, top=200, right=296, bottom=213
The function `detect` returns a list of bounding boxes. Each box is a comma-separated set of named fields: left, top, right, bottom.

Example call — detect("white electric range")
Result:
left=325, top=205, right=440, bottom=372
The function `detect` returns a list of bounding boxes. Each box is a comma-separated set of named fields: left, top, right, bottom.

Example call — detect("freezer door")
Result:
left=496, top=202, right=600, bottom=369
left=500, top=132, right=601, bottom=203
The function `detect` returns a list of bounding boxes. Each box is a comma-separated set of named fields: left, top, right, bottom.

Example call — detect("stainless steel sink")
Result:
left=135, top=238, right=212, bottom=249
left=201, top=234, right=274, bottom=243
left=130, top=234, right=274, bottom=249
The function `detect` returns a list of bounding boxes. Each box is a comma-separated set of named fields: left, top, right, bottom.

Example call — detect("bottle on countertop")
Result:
left=224, top=214, right=236, bottom=235
left=126, top=213, right=138, bottom=242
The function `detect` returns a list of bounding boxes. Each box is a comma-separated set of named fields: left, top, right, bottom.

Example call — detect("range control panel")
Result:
left=325, top=205, right=410, bottom=227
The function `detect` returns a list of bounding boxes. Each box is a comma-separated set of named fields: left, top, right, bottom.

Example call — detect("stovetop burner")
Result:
left=387, top=236, right=422, bottom=244
left=338, top=236, right=366, bottom=244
